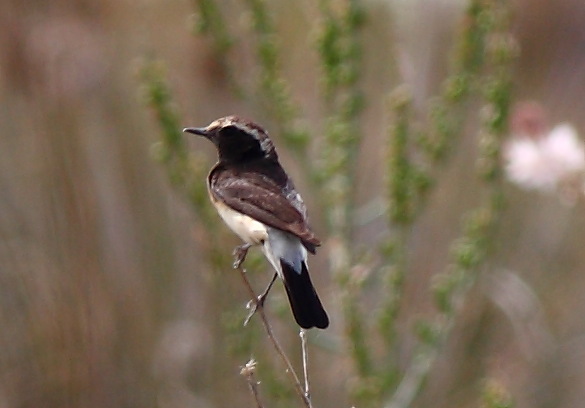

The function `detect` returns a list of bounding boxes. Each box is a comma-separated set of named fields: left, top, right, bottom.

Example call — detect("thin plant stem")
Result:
left=240, top=359, right=264, bottom=408
left=234, top=260, right=311, bottom=408
left=300, top=328, right=310, bottom=399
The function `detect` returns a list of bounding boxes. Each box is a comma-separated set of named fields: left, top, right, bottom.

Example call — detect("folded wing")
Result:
left=209, top=168, right=320, bottom=253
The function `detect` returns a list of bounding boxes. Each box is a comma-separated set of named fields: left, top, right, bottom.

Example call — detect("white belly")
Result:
left=212, top=196, right=268, bottom=245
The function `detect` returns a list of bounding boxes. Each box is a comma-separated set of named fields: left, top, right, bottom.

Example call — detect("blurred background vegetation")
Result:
left=1, top=0, right=585, bottom=407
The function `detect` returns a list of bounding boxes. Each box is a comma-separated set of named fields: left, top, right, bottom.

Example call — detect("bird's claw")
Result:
left=243, top=295, right=266, bottom=326
left=232, top=243, right=251, bottom=269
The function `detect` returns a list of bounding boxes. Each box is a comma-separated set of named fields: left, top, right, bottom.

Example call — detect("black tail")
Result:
left=280, top=260, right=329, bottom=329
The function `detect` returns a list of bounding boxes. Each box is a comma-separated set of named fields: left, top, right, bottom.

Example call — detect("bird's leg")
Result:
left=258, top=272, right=278, bottom=307
left=232, top=243, right=251, bottom=269
left=244, top=272, right=278, bottom=326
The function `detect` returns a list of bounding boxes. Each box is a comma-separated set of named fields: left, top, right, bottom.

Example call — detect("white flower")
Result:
left=503, top=100, right=585, bottom=202
left=504, top=123, right=585, bottom=193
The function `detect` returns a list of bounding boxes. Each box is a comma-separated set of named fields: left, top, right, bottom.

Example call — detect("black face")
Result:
left=185, top=117, right=277, bottom=164
left=213, top=125, right=266, bottom=163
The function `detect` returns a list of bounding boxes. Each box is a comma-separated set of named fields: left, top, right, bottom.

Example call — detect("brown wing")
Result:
left=209, top=168, right=320, bottom=252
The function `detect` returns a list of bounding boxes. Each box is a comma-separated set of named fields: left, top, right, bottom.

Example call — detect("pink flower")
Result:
left=503, top=103, right=585, bottom=199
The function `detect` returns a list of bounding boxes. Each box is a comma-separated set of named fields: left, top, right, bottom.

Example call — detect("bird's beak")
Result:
left=183, top=127, right=209, bottom=137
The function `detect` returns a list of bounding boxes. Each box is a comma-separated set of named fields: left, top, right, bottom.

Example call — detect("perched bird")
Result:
left=184, top=116, right=329, bottom=329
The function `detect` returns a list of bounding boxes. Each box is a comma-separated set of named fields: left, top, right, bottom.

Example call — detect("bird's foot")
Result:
left=232, top=243, right=251, bottom=269
left=243, top=294, right=267, bottom=326
left=243, top=273, right=277, bottom=326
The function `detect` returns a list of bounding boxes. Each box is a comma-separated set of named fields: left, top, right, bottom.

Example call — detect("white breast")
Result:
left=211, top=194, right=268, bottom=245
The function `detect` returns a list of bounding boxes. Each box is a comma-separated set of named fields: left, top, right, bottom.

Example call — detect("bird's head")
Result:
left=184, top=116, right=277, bottom=163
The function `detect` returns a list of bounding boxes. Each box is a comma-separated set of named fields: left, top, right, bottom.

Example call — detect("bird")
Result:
left=183, top=116, right=329, bottom=329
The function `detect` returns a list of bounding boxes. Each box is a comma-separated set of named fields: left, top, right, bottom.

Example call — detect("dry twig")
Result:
left=233, top=247, right=312, bottom=408
left=240, top=359, right=264, bottom=408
